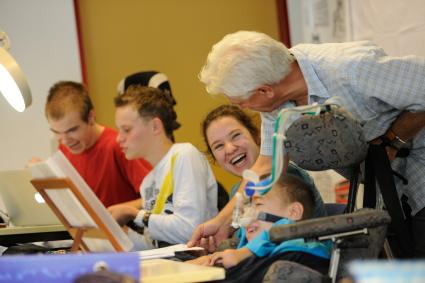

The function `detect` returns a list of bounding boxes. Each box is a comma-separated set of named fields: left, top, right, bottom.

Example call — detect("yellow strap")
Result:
left=151, top=153, right=177, bottom=214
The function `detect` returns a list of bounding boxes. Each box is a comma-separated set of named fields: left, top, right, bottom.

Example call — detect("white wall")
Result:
left=287, top=0, right=425, bottom=57
left=287, top=0, right=351, bottom=45
left=349, top=0, right=425, bottom=57
left=0, top=0, right=82, bottom=170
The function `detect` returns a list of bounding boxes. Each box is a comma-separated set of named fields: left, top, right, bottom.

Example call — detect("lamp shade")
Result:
left=0, top=44, right=32, bottom=112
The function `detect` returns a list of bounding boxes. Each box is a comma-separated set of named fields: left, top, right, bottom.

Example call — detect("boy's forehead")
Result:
left=48, top=110, right=85, bottom=125
left=48, top=116, right=86, bottom=134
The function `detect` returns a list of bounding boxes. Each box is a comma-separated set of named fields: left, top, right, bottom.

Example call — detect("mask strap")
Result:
left=257, top=212, right=284, bottom=223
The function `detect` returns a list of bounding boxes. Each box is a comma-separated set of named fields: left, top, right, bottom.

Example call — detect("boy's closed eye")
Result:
left=118, top=126, right=132, bottom=133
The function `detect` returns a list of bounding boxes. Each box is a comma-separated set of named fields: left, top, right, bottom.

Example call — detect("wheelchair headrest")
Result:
left=284, top=105, right=368, bottom=171
left=269, top=208, right=391, bottom=243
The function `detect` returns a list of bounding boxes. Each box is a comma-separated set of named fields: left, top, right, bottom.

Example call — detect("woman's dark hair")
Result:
left=201, top=104, right=260, bottom=159
left=114, top=85, right=180, bottom=142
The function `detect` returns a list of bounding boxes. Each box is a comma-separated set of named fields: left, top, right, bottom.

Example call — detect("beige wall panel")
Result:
left=77, top=0, right=279, bottom=191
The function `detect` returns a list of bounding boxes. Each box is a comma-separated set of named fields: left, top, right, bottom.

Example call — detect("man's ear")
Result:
left=256, top=85, right=275, bottom=99
left=288, top=202, right=304, bottom=221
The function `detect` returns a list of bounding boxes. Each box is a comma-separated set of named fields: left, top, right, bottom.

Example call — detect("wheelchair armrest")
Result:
left=269, top=208, right=391, bottom=243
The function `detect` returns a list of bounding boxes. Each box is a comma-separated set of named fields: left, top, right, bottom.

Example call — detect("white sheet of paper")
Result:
left=138, top=244, right=204, bottom=260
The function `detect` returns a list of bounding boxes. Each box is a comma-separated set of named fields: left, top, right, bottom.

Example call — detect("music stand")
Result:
left=31, top=178, right=121, bottom=251
left=29, top=151, right=133, bottom=252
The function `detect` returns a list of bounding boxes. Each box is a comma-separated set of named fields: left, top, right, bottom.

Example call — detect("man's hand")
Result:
left=384, top=146, right=398, bottom=161
left=107, top=204, right=138, bottom=226
left=187, top=216, right=232, bottom=253
left=370, top=138, right=398, bottom=161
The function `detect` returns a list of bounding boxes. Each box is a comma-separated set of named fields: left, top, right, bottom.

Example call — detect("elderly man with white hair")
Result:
left=189, top=30, right=425, bottom=258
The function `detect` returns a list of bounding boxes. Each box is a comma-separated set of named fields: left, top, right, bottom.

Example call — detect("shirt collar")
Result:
left=290, top=47, right=329, bottom=104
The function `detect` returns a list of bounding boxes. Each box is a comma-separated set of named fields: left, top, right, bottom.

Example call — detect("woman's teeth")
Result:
left=231, top=153, right=246, bottom=165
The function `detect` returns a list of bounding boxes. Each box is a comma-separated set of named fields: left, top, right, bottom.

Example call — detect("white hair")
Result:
left=199, top=31, right=294, bottom=98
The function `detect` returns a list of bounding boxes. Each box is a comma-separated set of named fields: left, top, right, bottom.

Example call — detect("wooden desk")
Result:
left=141, top=259, right=225, bottom=283
left=0, top=224, right=70, bottom=246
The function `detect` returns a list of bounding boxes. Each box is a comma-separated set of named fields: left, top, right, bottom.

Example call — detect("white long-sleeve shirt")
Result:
left=134, top=143, right=218, bottom=245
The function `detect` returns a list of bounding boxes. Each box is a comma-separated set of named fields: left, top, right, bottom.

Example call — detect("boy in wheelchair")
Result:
left=187, top=174, right=331, bottom=282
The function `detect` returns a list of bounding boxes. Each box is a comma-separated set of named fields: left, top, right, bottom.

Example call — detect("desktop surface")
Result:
left=141, top=258, right=225, bottom=283
left=0, top=224, right=69, bottom=246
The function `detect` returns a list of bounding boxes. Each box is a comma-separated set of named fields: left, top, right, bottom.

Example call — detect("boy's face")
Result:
left=48, top=111, right=96, bottom=154
left=245, top=186, right=292, bottom=242
left=115, top=105, right=154, bottom=160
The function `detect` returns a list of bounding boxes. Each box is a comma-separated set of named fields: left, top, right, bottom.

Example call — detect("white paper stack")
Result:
left=138, top=244, right=204, bottom=260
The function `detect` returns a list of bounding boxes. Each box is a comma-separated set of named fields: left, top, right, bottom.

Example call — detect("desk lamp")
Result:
left=0, top=31, right=31, bottom=112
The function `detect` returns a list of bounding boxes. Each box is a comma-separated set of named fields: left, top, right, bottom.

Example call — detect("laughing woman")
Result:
left=201, top=104, right=325, bottom=218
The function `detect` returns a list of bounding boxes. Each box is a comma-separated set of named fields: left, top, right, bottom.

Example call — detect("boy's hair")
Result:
left=275, top=174, right=314, bottom=220
left=201, top=104, right=260, bottom=159
left=114, top=85, right=181, bottom=142
left=45, top=81, right=93, bottom=123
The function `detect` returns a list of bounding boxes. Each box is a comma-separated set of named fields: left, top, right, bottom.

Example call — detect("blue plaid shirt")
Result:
left=260, top=41, right=425, bottom=214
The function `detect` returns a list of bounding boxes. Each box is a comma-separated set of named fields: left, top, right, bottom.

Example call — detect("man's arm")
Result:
left=113, top=198, right=142, bottom=209
left=389, top=111, right=425, bottom=141
left=373, top=111, right=425, bottom=160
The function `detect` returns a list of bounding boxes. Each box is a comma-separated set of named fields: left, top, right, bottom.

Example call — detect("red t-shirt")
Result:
left=60, top=127, right=152, bottom=207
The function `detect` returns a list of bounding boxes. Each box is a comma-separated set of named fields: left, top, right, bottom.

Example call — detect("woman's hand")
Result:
left=187, top=216, right=233, bottom=253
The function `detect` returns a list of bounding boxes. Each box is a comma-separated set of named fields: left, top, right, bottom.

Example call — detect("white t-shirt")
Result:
left=134, top=143, right=218, bottom=245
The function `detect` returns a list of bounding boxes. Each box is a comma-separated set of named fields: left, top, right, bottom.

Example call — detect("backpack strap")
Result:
left=152, top=153, right=178, bottom=214
left=363, top=144, right=413, bottom=257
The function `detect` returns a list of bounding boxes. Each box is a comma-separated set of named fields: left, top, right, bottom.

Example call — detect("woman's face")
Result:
left=206, top=116, right=259, bottom=177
